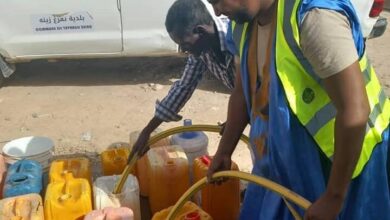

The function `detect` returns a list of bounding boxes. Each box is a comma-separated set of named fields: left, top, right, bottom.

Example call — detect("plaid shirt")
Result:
left=155, top=12, right=235, bottom=122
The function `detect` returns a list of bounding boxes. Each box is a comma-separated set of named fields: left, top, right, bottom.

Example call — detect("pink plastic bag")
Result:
left=84, top=207, right=134, bottom=220
left=0, top=155, right=6, bottom=199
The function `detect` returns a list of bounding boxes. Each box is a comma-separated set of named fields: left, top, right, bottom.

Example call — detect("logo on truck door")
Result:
left=31, top=11, right=94, bottom=33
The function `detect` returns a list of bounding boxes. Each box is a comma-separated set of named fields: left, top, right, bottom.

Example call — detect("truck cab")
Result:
left=0, top=0, right=388, bottom=85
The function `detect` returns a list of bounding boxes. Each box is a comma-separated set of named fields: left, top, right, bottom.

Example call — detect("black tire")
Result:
left=0, top=73, right=4, bottom=88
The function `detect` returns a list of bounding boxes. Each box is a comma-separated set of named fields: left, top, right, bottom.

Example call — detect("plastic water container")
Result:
left=3, top=160, right=43, bottom=198
left=0, top=193, right=44, bottom=220
left=152, top=201, right=212, bottom=220
left=147, top=145, right=190, bottom=214
left=84, top=207, right=134, bottom=220
left=193, top=156, right=240, bottom=220
left=2, top=136, right=54, bottom=173
left=171, top=119, right=208, bottom=182
left=0, top=155, right=6, bottom=199
left=100, top=147, right=131, bottom=176
left=93, top=175, right=141, bottom=220
left=44, top=174, right=92, bottom=220
left=130, top=129, right=171, bottom=197
left=49, top=157, right=92, bottom=184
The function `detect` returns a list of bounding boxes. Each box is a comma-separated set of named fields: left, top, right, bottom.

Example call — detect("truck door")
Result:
left=0, top=0, right=122, bottom=58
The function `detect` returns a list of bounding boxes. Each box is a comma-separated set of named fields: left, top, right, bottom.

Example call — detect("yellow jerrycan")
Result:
left=101, top=147, right=131, bottom=176
left=44, top=174, right=92, bottom=220
left=49, top=157, right=92, bottom=185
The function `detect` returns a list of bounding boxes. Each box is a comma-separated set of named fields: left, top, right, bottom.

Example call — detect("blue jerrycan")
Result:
left=3, top=160, right=43, bottom=198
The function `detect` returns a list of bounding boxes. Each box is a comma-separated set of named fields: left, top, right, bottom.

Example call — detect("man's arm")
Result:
left=305, top=61, right=369, bottom=220
left=207, top=58, right=249, bottom=181
left=130, top=56, right=207, bottom=156
left=325, top=61, right=369, bottom=198
left=300, top=9, right=370, bottom=219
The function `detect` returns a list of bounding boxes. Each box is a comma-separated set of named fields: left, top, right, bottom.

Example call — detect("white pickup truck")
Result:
left=0, top=0, right=387, bottom=86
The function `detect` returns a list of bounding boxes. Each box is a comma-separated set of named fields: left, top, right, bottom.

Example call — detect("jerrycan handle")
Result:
left=59, top=173, right=73, bottom=202
left=200, top=155, right=212, bottom=166
left=113, top=148, right=125, bottom=163
left=9, top=174, right=29, bottom=185
left=64, top=159, right=78, bottom=177
left=163, top=147, right=176, bottom=166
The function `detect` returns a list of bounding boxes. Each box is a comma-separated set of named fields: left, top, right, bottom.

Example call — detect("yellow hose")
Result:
left=113, top=125, right=249, bottom=194
left=166, top=171, right=311, bottom=220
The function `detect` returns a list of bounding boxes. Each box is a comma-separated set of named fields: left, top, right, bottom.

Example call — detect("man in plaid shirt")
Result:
left=132, top=0, right=235, bottom=154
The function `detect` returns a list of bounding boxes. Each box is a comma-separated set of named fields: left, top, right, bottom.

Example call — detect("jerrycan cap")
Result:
left=185, top=211, right=201, bottom=220
left=200, top=155, right=212, bottom=166
left=181, top=119, right=198, bottom=139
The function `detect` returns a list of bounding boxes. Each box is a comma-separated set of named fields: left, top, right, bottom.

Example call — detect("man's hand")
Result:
left=304, top=192, right=344, bottom=220
left=128, top=116, right=163, bottom=162
left=207, top=58, right=248, bottom=184
left=206, top=152, right=232, bottom=184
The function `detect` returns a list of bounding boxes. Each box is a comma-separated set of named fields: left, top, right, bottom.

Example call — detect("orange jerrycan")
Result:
left=147, top=145, right=190, bottom=214
left=152, top=201, right=212, bottom=220
left=130, top=129, right=171, bottom=197
left=0, top=193, right=44, bottom=220
left=100, top=147, right=131, bottom=176
left=44, top=174, right=92, bottom=220
left=49, top=157, right=92, bottom=184
left=193, top=156, right=240, bottom=220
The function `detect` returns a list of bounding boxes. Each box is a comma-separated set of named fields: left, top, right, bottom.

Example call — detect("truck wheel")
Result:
left=0, top=73, right=4, bottom=88
left=0, top=58, right=16, bottom=88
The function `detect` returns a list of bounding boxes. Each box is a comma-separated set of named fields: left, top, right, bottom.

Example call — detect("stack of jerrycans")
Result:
left=45, top=157, right=93, bottom=220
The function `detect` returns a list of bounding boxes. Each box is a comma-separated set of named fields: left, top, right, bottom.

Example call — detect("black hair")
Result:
left=165, top=0, right=213, bottom=38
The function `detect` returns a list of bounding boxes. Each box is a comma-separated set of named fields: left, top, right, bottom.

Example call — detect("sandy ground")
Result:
left=1, top=11, right=390, bottom=180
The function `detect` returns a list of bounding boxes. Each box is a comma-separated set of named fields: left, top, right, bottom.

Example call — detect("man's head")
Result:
left=165, top=0, right=218, bottom=56
left=208, top=0, right=262, bottom=23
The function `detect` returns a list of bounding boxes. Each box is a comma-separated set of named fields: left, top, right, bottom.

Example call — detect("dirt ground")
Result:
left=1, top=11, right=390, bottom=176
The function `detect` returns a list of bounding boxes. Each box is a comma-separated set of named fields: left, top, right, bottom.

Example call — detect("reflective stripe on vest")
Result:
left=232, top=0, right=390, bottom=178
